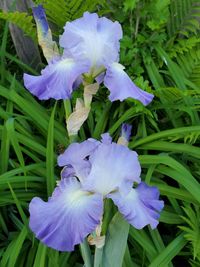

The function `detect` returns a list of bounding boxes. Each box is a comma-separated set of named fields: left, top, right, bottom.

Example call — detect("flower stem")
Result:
left=80, top=238, right=93, bottom=267
left=63, top=99, right=72, bottom=119
left=94, top=247, right=103, bottom=267
left=69, top=134, right=78, bottom=144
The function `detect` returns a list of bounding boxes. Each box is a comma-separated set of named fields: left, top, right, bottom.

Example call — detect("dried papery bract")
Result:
left=67, top=83, right=99, bottom=137
left=83, top=83, right=99, bottom=108
left=67, top=98, right=90, bottom=137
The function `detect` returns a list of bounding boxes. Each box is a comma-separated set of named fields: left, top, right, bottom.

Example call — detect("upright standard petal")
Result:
left=23, top=58, right=89, bottom=100
left=83, top=142, right=141, bottom=196
left=57, top=139, right=99, bottom=181
left=29, top=177, right=103, bottom=251
left=109, top=182, right=164, bottom=229
left=104, top=63, right=154, bottom=105
left=60, top=12, right=122, bottom=70
left=100, top=133, right=112, bottom=144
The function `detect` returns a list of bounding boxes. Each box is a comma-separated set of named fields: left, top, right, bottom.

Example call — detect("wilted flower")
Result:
left=24, top=7, right=153, bottom=105
left=29, top=133, right=164, bottom=251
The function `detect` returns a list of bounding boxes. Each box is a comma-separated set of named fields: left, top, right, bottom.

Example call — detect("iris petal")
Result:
left=57, top=139, right=99, bottom=181
left=29, top=177, right=103, bottom=251
left=83, top=142, right=141, bottom=196
left=109, top=182, right=164, bottom=229
left=104, top=63, right=154, bottom=105
left=23, top=58, right=90, bottom=100
left=101, top=133, right=112, bottom=144
left=60, top=12, right=122, bottom=69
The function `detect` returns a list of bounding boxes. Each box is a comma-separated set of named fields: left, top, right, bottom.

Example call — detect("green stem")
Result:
left=101, top=199, right=113, bottom=235
left=94, top=247, right=103, bottom=267
left=63, top=99, right=72, bottom=119
left=69, top=135, right=78, bottom=144
left=80, top=238, right=93, bottom=267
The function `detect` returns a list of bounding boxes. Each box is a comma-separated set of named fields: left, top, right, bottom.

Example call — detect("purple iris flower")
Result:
left=24, top=10, right=153, bottom=105
left=29, top=133, right=164, bottom=251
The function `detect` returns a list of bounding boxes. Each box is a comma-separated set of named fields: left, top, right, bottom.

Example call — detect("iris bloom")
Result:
left=29, top=133, right=164, bottom=251
left=24, top=8, right=153, bottom=105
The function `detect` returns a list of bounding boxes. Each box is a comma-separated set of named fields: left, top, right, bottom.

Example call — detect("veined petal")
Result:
left=58, top=139, right=99, bottom=181
left=23, top=58, right=89, bottom=100
left=83, top=142, right=141, bottom=196
left=60, top=12, right=122, bottom=70
left=29, top=177, right=103, bottom=251
left=104, top=63, right=154, bottom=105
left=109, top=182, right=164, bottom=229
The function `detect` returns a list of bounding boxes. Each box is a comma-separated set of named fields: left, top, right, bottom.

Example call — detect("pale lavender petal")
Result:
left=101, top=133, right=112, bottom=144
left=60, top=12, right=122, bottom=70
left=83, top=142, right=141, bottom=196
left=109, top=182, right=164, bottom=229
left=29, top=177, right=103, bottom=251
left=61, top=166, right=75, bottom=179
left=95, top=72, right=105, bottom=84
left=23, top=58, right=90, bottom=100
left=104, top=63, right=154, bottom=105
left=57, top=139, right=99, bottom=181
left=72, top=76, right=83, bottom=90
left=121, top=123, right=132, bottom=142
left=58, top=139, right=99, bottom=166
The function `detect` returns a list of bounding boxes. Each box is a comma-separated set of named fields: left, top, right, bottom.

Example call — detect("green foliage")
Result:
left=167, top=0, right=200, bottom=37
left=180, top=205, right=200, bottom=261
left=34, top=0, right=106, bottom=28
left=123, top=0, right=139, bottom=12
left=146, top=0, right=170, bottom=30
left=0, top=11, right=37, bottom=41
left=168, top=37, right=200, bottom=58
left=176, top=46, right=200, bottom=88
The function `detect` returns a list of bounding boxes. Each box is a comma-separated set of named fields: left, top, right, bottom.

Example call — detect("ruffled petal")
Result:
left=29, top=177, right=103, bottom=251
left=109, top=182, right=164, bottom=229
left=57, top=139, right=99, bottom=181
left=23, top=58, right=90, bottom=100
left=83, top=142, right=141, bottom=196
left=61, top=166, right=75, bottom=179
left=60, top=12, right=122, bottom=70
left=104, top=63, right=154, bottom=105
left=101, top=133, right=112, bottom=144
